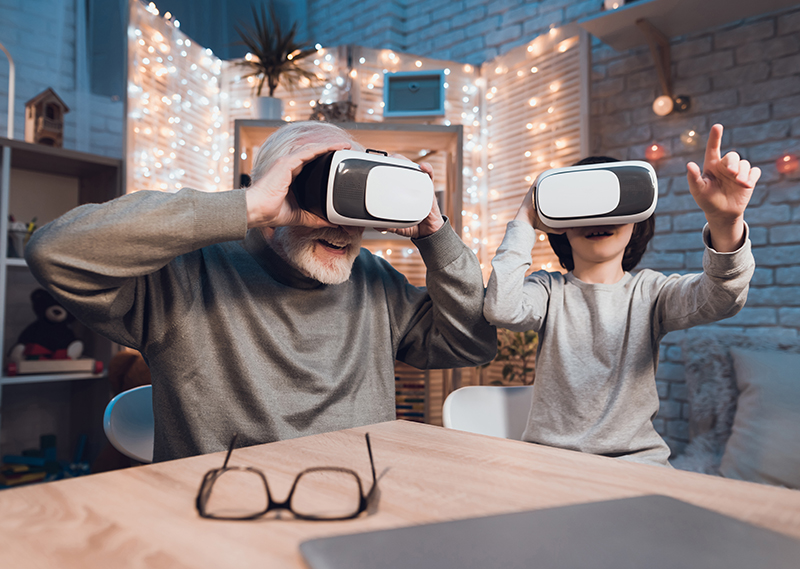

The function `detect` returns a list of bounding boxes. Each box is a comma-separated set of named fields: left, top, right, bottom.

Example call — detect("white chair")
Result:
left=103, top=384, right=154, bottom=463
left=442, top=385, right=534, bottom=440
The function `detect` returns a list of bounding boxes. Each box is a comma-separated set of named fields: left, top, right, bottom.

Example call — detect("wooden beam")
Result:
left=636, top=18, right=672, bottom=98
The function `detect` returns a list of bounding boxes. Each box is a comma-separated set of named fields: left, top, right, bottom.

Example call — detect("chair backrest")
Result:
left=442, top=385, right=534, bottom=440
left=103, top=384, right=154, bottom=463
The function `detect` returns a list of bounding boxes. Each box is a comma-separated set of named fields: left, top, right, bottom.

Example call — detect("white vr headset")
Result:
left=535, top=160, right=658, bottom=228
left=290, top=149, right=434, bottom=228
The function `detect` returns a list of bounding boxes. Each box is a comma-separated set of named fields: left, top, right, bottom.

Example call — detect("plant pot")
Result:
left=253, top=96, right=283, bottom=120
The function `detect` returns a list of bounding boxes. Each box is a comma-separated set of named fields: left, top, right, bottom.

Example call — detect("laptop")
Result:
left=300, top=495, right=800, bottom=569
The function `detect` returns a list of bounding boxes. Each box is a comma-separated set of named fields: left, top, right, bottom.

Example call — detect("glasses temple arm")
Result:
left=222, top=433, right=239, bottom=468
left=364, top=433, right=378, bottom=501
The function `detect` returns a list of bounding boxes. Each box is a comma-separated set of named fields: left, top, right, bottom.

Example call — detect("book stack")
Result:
left=394, top=362, right=427, bottom=423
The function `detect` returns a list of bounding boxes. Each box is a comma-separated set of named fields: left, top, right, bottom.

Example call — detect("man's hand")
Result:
left=379, top=160, right=445, bottom=239
left=514, top=182, right=565, bottom=235
left=686, top=124, right=761, bottom=252
left=245, top=141, right=350, bottom=229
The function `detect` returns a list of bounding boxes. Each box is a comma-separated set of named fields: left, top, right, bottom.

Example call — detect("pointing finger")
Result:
left=704, top=124, right=724, bottom=169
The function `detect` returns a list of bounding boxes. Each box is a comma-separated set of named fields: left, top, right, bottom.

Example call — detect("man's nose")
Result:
left=338, top=225, right=363, bottom=237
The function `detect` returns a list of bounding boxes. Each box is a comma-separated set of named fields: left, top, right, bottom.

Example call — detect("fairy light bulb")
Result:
left=645, top=143, right=666, bottom=161
left=776, top=153, right=799, bottom=174
left=652, top=95, right=673, bottom=116
left=680, top=129, right=699, bottom=147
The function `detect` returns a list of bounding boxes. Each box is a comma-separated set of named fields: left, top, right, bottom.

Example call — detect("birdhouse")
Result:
left=25, top=88, right=69, bottom=148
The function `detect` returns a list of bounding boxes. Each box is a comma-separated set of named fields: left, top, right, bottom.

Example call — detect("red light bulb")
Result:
left=645, top=143, right=665, bottom=161
left=776, top=153, right=799, bottom=174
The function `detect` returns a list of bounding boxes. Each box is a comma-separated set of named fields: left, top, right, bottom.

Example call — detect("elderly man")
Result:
left=26, top=121, right=496, bottom=461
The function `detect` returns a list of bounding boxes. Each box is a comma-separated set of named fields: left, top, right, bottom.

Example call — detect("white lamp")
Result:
left=652, top=95, right=673, bottom=116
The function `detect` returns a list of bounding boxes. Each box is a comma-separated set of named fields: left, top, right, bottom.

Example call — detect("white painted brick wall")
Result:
left=0, top=0, right=123, bottom=158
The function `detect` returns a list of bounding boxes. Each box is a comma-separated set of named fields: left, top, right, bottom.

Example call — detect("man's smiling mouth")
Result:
left=318, top=239, right=347, bottom=250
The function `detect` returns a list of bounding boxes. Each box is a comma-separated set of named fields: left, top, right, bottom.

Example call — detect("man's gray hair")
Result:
left=249, top=121, right=363, bottom=185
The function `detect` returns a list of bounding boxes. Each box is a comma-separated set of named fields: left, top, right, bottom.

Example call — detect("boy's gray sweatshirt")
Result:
left=484, top=220, right=754, bottom=466
left=26, top=188, right=496, bottom=461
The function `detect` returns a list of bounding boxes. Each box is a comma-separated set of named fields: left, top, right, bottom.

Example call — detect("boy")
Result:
left=483, top=124, right=759, bottom=466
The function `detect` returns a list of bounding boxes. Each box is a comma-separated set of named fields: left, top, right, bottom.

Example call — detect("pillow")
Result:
left=719, top=348, right=800, bottom=489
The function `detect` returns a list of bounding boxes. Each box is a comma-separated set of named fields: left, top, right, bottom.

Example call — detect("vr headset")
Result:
left=535, top=160, right=658, bottom=228
left=290, top=149, right=434, bottom=228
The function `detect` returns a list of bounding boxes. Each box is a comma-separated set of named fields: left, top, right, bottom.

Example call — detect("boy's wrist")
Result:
left=705, top=216, right=745, bottom=252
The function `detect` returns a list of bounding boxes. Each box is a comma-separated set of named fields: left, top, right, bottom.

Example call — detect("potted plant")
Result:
left=235, top=2, right=319, bottom=119
left=481, top=329, right=538, bottom=386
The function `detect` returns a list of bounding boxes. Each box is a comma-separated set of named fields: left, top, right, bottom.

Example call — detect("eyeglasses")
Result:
left=195, top=432, right=377, bottom=521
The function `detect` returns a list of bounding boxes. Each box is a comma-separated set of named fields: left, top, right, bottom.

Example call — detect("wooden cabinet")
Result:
left=234, top=120, right=464, bottom=426
left=0, top=137, right=122, bottom=461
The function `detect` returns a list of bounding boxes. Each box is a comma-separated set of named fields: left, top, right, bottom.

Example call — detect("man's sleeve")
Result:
left=24, top=188, right=248, bottom=350
left=653, top=223, right=755, bottom=336
left=388, top=218, right=497, bottom=369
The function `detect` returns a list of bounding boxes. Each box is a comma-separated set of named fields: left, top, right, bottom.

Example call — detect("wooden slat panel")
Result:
left=127, top=8, right=226, bottom=195
left=483, top=33, right=583, bottom=279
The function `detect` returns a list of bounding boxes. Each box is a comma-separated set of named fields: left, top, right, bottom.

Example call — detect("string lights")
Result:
left=128, top=2, right=224, bottom=194
left=483, top=26, right=581, bottom=276
left=128, top=1, right=575, bottom=280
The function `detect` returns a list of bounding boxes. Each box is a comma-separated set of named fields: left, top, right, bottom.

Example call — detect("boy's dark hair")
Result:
left=546, top=156, right=656, bottom=272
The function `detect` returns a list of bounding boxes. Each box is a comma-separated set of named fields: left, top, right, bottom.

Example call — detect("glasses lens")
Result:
left=202, top=469, right=269, bottom=519
left=290, top=469, right=362, bottom=519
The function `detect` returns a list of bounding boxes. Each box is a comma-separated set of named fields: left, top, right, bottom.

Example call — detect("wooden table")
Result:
left=1, top=420, right=799, bottom=568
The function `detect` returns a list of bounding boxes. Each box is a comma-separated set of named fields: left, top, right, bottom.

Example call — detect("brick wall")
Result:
left=0, top=0, right=123, bottom=158
left=308, top=0, right=604, bottom=65
left=589, top=7, right=800, bottom=456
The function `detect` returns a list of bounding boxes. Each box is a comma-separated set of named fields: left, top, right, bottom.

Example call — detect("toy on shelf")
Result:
left=0, top=434, right=90, bottom=487
left=5, top=288, right=103, bottom=376
left=6, top=215, right=36, bottom=258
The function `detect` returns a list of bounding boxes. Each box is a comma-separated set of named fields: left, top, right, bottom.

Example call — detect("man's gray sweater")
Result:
left=26, top=188, right=496, bottom=461
left=484, top=220, right=755, bottom=466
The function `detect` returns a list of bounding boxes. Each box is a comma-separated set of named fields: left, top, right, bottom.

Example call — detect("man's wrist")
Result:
left=245, top=189, right=277, bottom=228
left=417, top=216, right=445, bottom=238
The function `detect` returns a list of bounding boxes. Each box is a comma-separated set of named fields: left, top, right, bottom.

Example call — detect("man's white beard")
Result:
left=270, top=226, right=362, bottom=285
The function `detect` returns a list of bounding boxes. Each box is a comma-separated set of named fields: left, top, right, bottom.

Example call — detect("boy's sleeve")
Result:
left=652, top=223, right=755, bottom=336
left=484, top=220, right=551, bottom=333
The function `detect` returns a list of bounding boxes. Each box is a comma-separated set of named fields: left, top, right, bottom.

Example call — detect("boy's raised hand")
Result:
left=515, top=183, right=565, bottom=234
left=686, top=124, right=760, bottom=252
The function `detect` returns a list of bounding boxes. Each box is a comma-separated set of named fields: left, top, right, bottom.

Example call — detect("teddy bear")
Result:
left=8, top=288, right=84, bottom=364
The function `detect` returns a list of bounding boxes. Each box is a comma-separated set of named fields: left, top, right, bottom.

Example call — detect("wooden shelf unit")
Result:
left=0, top=137, right=122, bottom=459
